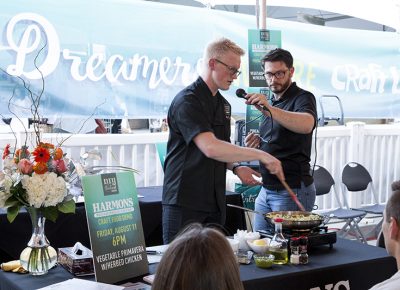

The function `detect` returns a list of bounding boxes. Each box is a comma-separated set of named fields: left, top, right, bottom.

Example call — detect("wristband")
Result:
left=232, top=164, right=242, bottom=175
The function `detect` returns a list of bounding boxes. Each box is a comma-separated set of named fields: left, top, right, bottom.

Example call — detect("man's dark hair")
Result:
left=386, top=180, right=400, bottom=222
left=261, top=48, right=293, bottom=70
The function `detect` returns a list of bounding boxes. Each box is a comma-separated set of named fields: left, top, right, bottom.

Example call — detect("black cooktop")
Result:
left=258, top=226, right=337, bottom=250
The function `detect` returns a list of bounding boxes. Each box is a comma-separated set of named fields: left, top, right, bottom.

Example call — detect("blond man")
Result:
left=162, top=38, right=284, bottom=243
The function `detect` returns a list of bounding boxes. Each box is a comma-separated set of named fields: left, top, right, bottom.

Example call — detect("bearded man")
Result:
left=244, top=48, right=317, bottom=231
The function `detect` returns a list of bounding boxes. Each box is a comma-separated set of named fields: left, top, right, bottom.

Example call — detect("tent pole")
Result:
left=261, top=0, right=266, bottom=29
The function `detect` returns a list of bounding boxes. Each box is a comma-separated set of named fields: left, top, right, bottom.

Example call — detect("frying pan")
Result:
left=264, top=211, right=325, bottom=230
left=227, top=204, right=325, bottom=230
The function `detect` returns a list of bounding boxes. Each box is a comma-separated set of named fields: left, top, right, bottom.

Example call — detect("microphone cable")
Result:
left=235, top=88, right=274, bottom=146
left=238, top=107, right=273, bottom=146
left=311, top=117, right=318, bottom=177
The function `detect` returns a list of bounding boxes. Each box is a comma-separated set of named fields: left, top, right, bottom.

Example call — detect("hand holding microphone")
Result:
left=236, top=88, right=270, bottom=112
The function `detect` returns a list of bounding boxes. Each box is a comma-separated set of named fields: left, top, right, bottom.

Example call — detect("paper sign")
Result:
left=82, top=172, right=148, bottom=284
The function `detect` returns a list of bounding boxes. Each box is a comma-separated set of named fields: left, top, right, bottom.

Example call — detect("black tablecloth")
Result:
left=0, top=186, right=245, bottom=262
left=0, top=239, right=396, bottom=290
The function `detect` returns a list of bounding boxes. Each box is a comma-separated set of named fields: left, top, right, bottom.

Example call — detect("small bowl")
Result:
left=227, top=238, right=240, bottom=253
left=233, top=232, right=260, bottom=251
left=253, top=253, right=275, bottom=269
left=246, top=238, right=270, bottom=254
left=235, top=250, right=253, bottom=265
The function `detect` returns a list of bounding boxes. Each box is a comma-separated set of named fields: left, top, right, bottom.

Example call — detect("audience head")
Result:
left=382, top=181, right=400, bottom=257
left=152, top=223, right=244, bottom=290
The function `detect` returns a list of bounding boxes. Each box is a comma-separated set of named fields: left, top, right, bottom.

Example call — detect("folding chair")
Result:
left=341, top=162, right=385, bottom=239
left=314, top=165, right=367, bottom=243
left=376, top=230, right=385, bottom=248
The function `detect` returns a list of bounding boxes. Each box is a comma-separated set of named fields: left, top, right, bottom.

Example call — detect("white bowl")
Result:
left=227, top=238, right=240, bottom=253
left=233, top=232, right=260, bottom=251
left=246, top=238, right=270, bottom=254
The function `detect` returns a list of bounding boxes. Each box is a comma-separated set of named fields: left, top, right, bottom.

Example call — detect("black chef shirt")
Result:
left=162, top=77, right=231, bottom=217
left=259, top=82, right=317, bottom=190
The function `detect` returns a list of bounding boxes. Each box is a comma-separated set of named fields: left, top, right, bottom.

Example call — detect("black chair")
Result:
left=376, top=230, right=385, bottom=248
left=314, top=165, right=367, bottom=243
left=341, top=162, right=385, bottom=239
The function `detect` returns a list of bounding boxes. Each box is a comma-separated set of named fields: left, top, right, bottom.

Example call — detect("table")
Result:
left=0, top=186, right=245, bottom=262
left=240, top=238, right=397, bottom=290
left=0, top=239, right=396, bottom=290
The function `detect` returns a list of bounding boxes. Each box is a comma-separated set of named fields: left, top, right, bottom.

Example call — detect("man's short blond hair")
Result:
left=204, top=37, right=245, bottom=61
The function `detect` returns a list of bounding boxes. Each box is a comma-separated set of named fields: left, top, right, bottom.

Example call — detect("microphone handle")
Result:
left=255, top=104, right=269, bottom=112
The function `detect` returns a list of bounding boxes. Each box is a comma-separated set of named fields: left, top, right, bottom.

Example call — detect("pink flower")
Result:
left=18, top=158, right=33, bottom=174
left=52, top=159, right=67, bottom=174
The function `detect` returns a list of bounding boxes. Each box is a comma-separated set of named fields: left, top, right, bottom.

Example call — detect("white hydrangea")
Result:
left=0, top=173, right=12, bottom=208
left=43, top=172, right=67, bottom=207
left=21, top=172, right=67, bottom=208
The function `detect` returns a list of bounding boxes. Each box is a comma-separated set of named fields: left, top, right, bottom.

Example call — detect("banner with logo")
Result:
left=0, top=0, right=399, bottom=118
left=248, top=30, right=281, bottom=87
left=82, top=172, right=148, bottom=284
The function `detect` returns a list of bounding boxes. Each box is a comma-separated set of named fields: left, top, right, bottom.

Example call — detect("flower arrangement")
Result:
left=0, top=40, right=76, bottom=225
left=1, top=141, right=75, bottom=223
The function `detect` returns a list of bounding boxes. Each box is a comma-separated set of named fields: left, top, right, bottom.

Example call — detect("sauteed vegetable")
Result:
left=265, top=212, right=322, bottom=222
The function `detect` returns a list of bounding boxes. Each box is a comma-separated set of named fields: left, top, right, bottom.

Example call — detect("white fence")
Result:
left=312, top=122, right=400, bottom=211
left=1, top=122, right=400, bottom=212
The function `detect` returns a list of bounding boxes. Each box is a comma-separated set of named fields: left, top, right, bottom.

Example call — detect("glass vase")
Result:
left=19, top=207, right=57, bottom=275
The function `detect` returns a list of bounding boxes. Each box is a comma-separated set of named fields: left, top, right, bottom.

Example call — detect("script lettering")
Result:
left=3, top=13, right=198, bottom=89
left=331, top=64, right=386, bottom=93
left=5, top=13, right=60, bottom=79
left=390, top=66, right=400, bottom=93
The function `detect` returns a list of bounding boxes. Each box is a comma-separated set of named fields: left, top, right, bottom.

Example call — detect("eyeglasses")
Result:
left=215, top=59, right=241, bottom=77
left=264, top=70, right=289, bottom=80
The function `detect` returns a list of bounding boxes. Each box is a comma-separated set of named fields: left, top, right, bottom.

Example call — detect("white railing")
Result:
left=312, top=122, right=400, bottom=211
left=0, top=132, right=168, bottom=188
left=1, top=122, right=400, bottom=211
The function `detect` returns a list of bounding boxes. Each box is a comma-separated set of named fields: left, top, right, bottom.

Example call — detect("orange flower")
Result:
left=32, top=147, right=50, bottom=163
left=53, top=147, right=63, bottom=160
left=14, top=147, right=30, bottom=164
left=2, top=144, right=10, bottom=160
left=39, top=142, right=55, bottom=149
left=33, top=162, right=48, bottom=174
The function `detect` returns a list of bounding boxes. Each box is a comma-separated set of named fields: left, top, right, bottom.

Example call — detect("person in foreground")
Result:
left=162, top=37, right=285, bottom=243
left=152, top=223, right=244, bottom=290
left=244, top=48, right=317, bottom=231
left=370, top=181, right=400, bottom=290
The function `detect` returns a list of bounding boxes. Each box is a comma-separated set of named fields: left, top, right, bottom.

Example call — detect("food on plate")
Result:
left=247, top=238, right=270, bottom=254
left=253, top=239, right=268, bottom=246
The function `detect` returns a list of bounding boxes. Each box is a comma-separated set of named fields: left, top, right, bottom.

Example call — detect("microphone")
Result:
left=235, top=88, right=269, bottom=111
left=236, top=88, right=247, bottom=99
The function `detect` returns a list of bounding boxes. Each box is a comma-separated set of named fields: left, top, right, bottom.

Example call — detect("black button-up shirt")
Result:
left=163, top=77, right=231, bottom=219
left=259, top=82, right=317, bottom=190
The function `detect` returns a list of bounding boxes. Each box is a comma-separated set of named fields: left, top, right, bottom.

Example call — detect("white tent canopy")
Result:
left=195, top=0, right=400, bottom=31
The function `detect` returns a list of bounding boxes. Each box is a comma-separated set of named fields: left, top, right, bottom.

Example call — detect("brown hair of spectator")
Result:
left=152, top=223, right=244, bottom=290
left=386, top=180, right=400, bottom=222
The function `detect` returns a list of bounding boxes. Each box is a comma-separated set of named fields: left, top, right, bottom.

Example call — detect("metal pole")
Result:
left=261, top=0, right=266, bottom=29
left=255, top=0, right=260, bottom=29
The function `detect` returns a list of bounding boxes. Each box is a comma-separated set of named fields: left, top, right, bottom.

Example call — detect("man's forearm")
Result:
left=267, top=106, right=315, bottom=134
